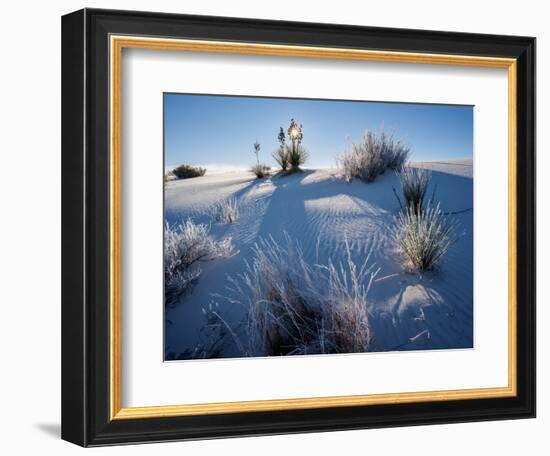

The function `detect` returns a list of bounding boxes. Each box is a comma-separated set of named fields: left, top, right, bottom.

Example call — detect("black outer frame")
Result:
left=61, top=8, right=536, bottom=447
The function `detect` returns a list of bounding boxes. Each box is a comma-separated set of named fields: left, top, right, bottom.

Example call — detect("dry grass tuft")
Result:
left=220, top=234, right=378, bottom=356
left=164, top=220, right=235, bottom=305
left=212, top=197, right=239, bottom=224
left=338, top=130, right=410, bottom=182
left=393, top=203, right=459, bottom=272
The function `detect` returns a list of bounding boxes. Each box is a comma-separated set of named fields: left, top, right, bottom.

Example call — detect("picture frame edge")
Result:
left=61, top=8, right=536, bottom=447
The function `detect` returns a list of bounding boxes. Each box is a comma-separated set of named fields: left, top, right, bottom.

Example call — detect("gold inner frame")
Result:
left=109, top=35, right=518, bottom=420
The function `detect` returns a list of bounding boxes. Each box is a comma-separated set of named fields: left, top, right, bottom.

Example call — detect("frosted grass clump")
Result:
left=338, top=130, right=409, bottom=183
left=338, top=132, right=386, bottom=182
left=393, top=203, right=459, bottom=272
left=164, top=220, right=235, bottom=305
left=222, top=233, right=378, bottom=356
left=212, top=197, right=239, bottom=224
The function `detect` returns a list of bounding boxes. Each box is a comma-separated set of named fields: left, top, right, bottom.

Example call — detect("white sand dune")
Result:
left=413, top=158, right=474, bottom=178
left=165, top=160, right=473, bottom=358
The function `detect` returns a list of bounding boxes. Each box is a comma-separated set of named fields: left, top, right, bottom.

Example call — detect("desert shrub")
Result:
left=337, top=147, right=362, bottom=183
left=222, top=234, right=378, bottom=356
left=338, top=132, right=386, bottom=182
left=172, top=164, right=206, bottom=179
left=396, top=166, right=431, bottom=212
left=338, top=130, right=411, bottom=182
left=250, top=163, right=271, bottom=179
left=272, top=145, right=290, bottom=171
left=392, top=203, right=459, bottom=272
left=211, top=197, right=239, bottom=224
left=386, top=141, right=410, bottom=170
left=287, top=143, right=308, bottom=172
left=164, top=220, right=235, bottom=305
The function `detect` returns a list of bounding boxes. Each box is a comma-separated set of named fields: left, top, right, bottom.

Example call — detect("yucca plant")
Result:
left=272, top=145, right=290, bottom=171
left=274, top=119, right=308, bottom=173
left=393, top=203, right=459, bottom=272
left=396, top=166, right=431, bottom=212
left=287, top=143, right=308, bottom=171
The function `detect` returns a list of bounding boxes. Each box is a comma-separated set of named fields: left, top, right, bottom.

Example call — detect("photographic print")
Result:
left=163, top=94, right=474, bottom=361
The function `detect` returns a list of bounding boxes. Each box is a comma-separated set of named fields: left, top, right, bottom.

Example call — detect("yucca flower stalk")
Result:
left=273, top=119, right=308, bottom=172
left=253, top=141, right=261, bottom=166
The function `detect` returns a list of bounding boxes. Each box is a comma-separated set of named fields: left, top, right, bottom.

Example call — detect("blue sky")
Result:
left=164, top=93, right=473, bottom=169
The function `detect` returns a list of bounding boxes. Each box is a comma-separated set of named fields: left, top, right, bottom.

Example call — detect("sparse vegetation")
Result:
left=396, top=166, right=432, bottom=212
left=287, top=143, right=308, bottom=171
left=164, top=106, right=473, bottom=360
left=249, top=141, right=271, bottom=178
left=250, top=163, right=271, bottom=179
left=338, top=130, right=410, bottom=182
left=253, top=141, right=261, bottom=165
left=172, top=164, right=206, bottom=179
left=385, top=139, right=410, bottom=170
left=272, top=146, right=290, bottom=171
left=393, top=203, right=459, bottom=272
left=221, top=234, right=378, bottom=356
left=164, top=220, right=235, bottom=305
left=212, top=197, right=239, bottom=224
left=273, top=119, right=308, bottom=173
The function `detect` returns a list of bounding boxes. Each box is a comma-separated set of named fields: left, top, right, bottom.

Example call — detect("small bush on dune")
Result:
left=250, top=163, right=271, bottom=179
left=338, top=130, right=411, bottom=182
left=250, top=141, right=271, bottom=178
left=212, top=197, right=239, bottom=224
left=338, top=136, right=383, bottom=183
left=172, top=164, right=206, bottom=179
left=223, top=234, right=378, bottom=356
left=392, top=203, right=459, bottom=272
left=164, top=220, right=235, bottom=305
left=396, top=166, right=431, bottom=212
left=386, top=141, right=410, bottom=170
left=338, top=132, right=385, bottom=182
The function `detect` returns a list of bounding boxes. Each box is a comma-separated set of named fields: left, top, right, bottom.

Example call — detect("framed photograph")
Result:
left=61, top=8, right=535, bottom=447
